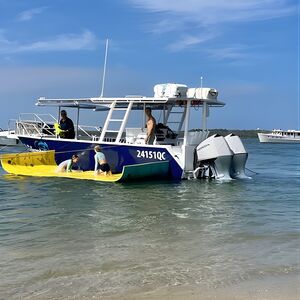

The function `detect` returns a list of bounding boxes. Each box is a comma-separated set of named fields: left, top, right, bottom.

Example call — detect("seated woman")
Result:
left=56, top=155, right=79, bottom=173
left=94, top=145, right=111, bottom=176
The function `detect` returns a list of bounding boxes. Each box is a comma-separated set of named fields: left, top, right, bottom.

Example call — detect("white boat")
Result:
left=9, top=83, right=250, bottom=181
left=258, top=129, right=300, bottom=143
left=0, top=129, right=20, bottom=146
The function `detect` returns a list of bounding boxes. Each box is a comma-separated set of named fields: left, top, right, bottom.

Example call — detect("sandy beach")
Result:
left=105, top=273, right=300, bottom=300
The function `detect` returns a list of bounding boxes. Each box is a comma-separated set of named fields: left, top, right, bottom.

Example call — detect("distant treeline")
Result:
left=207, top=129, right=268, bottom=138
left=88, top=128, right=268, bottom=139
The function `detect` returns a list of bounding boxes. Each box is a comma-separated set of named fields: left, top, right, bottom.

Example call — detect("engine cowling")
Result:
left=195, top=134, right=233, bottom=180
left=224, top=134, right=249, bottom=179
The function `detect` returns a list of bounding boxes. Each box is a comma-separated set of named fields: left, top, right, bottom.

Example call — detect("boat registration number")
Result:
left=136, top=150, right=166, bottom=160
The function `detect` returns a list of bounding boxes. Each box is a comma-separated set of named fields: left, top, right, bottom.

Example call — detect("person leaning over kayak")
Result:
left=94, top=145, right=111, bottom=176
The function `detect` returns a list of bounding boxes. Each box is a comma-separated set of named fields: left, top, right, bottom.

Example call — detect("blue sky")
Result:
left=0, top=0, right=298, bottom=130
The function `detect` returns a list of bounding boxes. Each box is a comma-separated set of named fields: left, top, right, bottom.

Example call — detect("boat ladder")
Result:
left=165, top=105, right=186, bottom=131
left=99, top=100, right=133, bottom=143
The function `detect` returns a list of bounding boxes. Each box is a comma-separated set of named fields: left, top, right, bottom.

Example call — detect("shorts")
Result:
left=98, top=163, right=110, bottom=172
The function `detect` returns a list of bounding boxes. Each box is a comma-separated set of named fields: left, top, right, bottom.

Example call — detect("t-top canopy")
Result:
left=36, top=94, right=225, bottom=110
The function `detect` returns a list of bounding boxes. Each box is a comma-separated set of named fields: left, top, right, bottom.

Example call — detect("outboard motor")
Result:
left=225, top=133, right=249, bottom=179
left=195, top=134, right=233, bottom=180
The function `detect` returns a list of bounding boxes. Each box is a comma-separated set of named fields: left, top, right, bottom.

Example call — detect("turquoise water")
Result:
left=0, top=140, right=299, bottom=299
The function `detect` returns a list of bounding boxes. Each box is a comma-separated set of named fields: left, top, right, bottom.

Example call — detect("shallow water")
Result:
left=0, top=140, right=299, bottom=299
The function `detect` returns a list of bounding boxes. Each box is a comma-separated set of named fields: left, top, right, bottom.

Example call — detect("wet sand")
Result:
left=6, top=273, right=300, bottom=300
left=105, top=273, right=300, bottom=300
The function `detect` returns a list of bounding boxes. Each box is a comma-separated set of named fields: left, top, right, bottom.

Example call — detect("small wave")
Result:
left=172, top=212, right=189, bottom=219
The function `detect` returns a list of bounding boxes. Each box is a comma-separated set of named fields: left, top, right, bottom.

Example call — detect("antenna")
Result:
left=200, top=76, right=203, bottom=99
left=100, top=38, right=109, bottom=98
left=298, top=3, right=300, bottom=130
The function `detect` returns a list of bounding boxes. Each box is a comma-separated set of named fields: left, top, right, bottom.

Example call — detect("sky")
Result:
left=0, top=0, right=298, bottom=130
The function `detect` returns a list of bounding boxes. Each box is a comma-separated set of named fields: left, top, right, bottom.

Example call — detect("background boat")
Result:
left=0, top=129, right=20, bottom=146
left=258, top=129, right=300, bottom=143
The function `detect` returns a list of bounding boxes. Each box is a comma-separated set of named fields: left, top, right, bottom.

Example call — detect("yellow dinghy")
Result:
left=0, top=150, right=170, bottom=182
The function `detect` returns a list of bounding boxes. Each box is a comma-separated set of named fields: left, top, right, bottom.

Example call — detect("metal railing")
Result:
left=11, top=113, right=105, bottom=141
left=18, top=113, right=57, bottom=124
left=13, top=113, right=57, bottom=137
left=76, top=125, right=101, bottom=140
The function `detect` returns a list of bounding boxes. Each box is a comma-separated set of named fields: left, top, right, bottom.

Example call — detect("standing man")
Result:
left=59, top=110, right=75, bottom=139
left=145, top=107, right=156, bottom=145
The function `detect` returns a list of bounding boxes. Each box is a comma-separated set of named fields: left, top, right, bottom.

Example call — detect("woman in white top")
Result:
left=56, top=155, right=79, bottom=172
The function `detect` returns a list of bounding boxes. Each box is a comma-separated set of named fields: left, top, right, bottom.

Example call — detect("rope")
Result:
left=0, top=145, right=8, bottom=152
left=193, top=105, right=200, bottom=111
left=245, top=167, right=259, bottom=175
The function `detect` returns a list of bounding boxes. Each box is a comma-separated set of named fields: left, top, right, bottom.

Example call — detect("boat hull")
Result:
left=18, top=136, right=183, bottom=180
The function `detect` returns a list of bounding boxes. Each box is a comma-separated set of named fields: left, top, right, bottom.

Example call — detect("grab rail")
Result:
left=10, top=113, right=129, bottom=144
left=77, top=125, right=101, bottom=139
left=18, top=113, right=57, bottom=123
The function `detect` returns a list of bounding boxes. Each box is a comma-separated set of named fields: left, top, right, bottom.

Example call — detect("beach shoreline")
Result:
left=101, top=273, right=300, bottom=300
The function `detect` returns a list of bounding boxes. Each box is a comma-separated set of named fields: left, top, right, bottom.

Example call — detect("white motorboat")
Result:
left=5, top=40, right=250, bottom=181
left=258, top=129, right=300, bottom=143
left=0, top=129, right=20, bottom=146
left=9, top=83, right=250, bottom=181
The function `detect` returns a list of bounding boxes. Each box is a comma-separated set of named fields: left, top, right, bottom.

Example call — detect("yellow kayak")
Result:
left=0, top=150, right=170, bottom=182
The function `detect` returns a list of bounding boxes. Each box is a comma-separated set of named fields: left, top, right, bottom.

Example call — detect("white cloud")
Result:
left=129, top=0, right=296, bottom=25
left=16, top=7, right=47, bottom=21
left=167, top=33, right=216, bottom=52
left=128, top=0, right=297, bottom=52
left=146, top=18, right=186, bottom=34
left=0, top=30, right=98, bottom=54
left=206, top=45, right=250, bottom=60
left=0, top=30, right=15, bottom=53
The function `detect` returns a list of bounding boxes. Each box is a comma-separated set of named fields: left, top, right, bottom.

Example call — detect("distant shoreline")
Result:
left=86, top=128, right=266, bottom=139
left=208, top=129, right=266, bottom=138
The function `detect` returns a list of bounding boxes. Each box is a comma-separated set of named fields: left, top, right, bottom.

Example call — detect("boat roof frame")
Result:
left=36, top=96, right=225, bottom=110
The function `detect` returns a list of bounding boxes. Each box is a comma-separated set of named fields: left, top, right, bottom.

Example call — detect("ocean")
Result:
left=0, top=139, right=299, bottom=299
